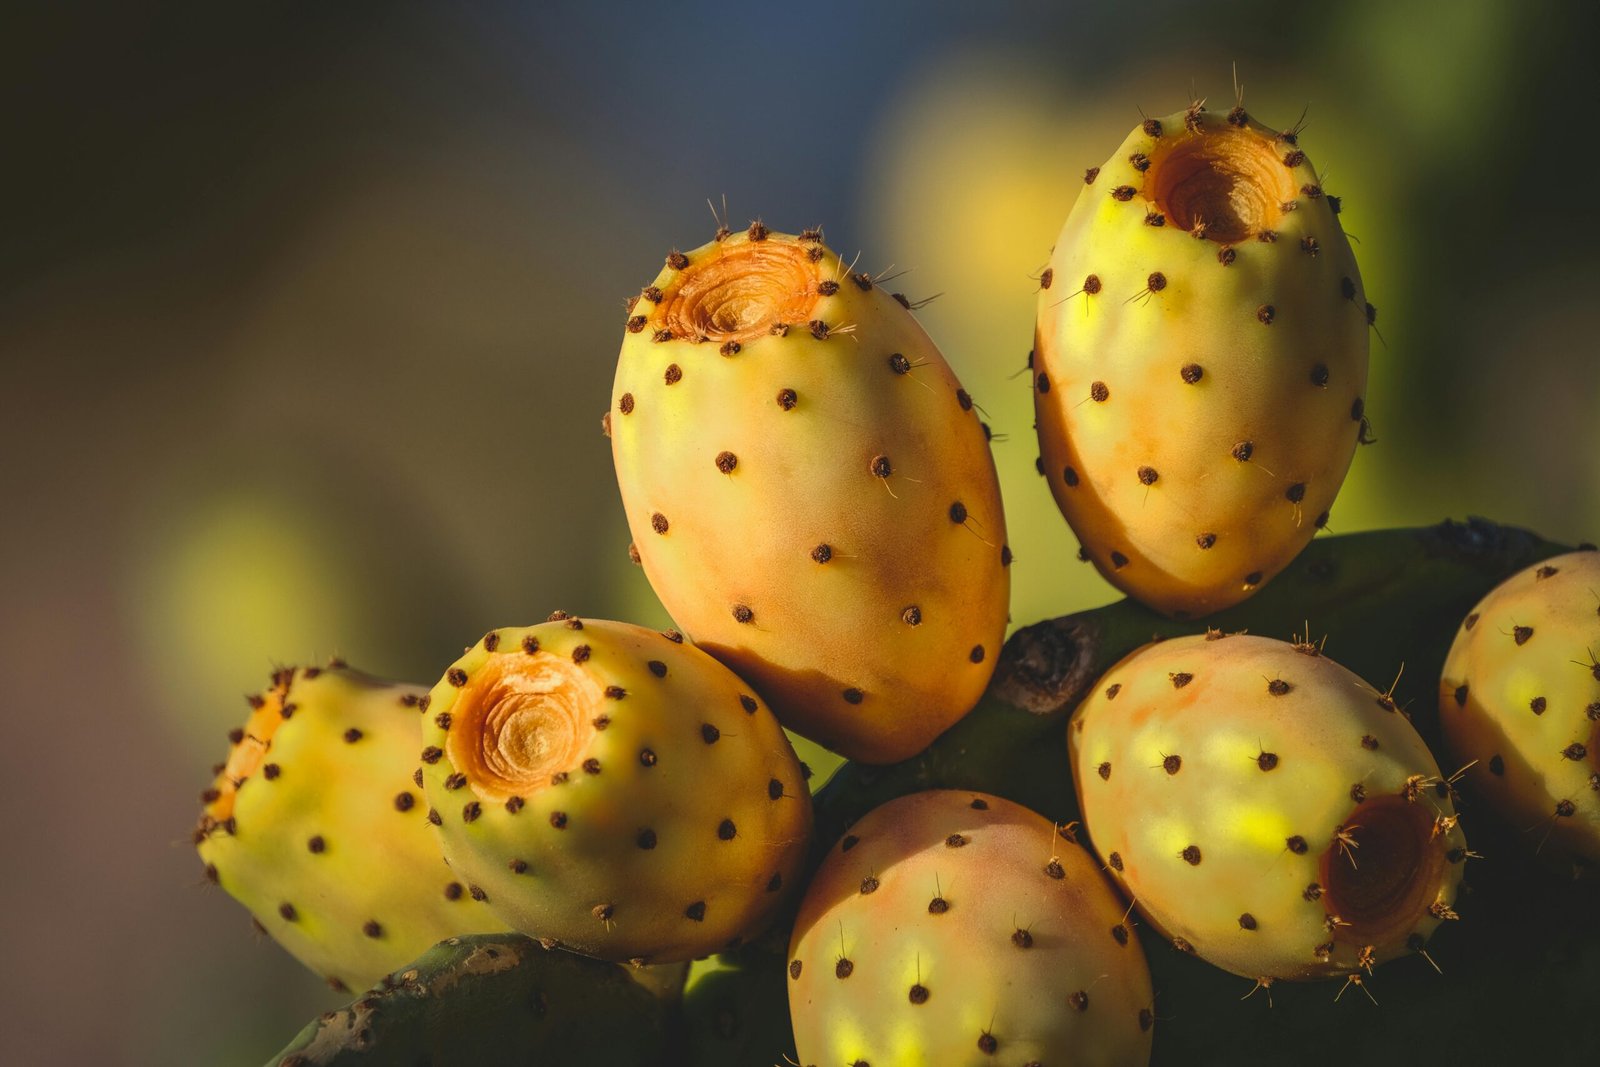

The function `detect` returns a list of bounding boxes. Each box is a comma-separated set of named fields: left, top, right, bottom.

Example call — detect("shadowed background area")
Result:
left=3, top=1, right=1597, bottom=1063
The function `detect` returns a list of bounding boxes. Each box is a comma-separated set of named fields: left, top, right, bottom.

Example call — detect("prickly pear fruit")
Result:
left=419, top=616, right=812, bottom=963
left=1034, top=102, right=1371, bottom=618
left=1439, top=549, right=1600, bottom=877
left=195, top=664, right=503, bottom=992
left=1068, top=632, right=1465, bottom=983
left=609, top=224, right=1009, bottom=764
left=788, top=790, right=1154, bottom=1066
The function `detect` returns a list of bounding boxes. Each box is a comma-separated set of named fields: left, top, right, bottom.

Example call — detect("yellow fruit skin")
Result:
left=1439, top=550, right=1600, bottom=875
left=610, top=228, right=1009, bottom=764
left=789, top=790, right=1153, bottom=1066
left=1034, top=107, right=1369, bottom=617
left=196, top=666, right=504, bottom=992
left=420, top=619, right=812, bottom=963
left=1069, top=634, right=1464, bottom=981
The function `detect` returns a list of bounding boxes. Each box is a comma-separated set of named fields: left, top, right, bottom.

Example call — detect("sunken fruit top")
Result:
left=442, top=653, right=600, bottom=801
left=657, top=235, right=823, bottom=344
left=1140, top=118, right=1299, bottom=243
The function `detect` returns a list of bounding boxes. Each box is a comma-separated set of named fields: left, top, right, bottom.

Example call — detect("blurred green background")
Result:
left=3, top=1, right=1597, bottom=1062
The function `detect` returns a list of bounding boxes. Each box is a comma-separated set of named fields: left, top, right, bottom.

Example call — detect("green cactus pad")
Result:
left=265, top=934, right=674, bottom=1066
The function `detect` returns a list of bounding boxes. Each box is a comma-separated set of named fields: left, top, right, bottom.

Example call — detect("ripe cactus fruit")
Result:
left=1034, top=101, right=1371, bottom=617
left=195, top=664, right=503, bottom=992
left=788, top=790, right=1154, bottom=1066
left=609, top=224, right=1009, bottom=764
left=1439, top=549, right=1600, bottom=877
left=419, top=617, right=812, bottom=963
left=1068, top=633, right=1465, bottom=983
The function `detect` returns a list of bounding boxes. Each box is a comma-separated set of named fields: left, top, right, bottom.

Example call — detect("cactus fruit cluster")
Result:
left=418, top=616, right=812, bottom=963
left=1035, top=104, right=1370, bottom=618
left=609, top=225, right=1009, bottom=764
left=1069, top=633, right=1464, bottom=983
left=189, top=88, right=1599, bottom=1067
left=788, top=790, right=1154, bottom=1066
left=1439, top=549, right=1600, bottom=876
left=195, top=664, right=504, bottom=992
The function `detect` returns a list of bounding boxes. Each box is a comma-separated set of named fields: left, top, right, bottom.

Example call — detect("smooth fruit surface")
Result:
left=1069, top=633, right=1464, bottom=982
left=1439, top=549, right=1600, bottom=876
left=1035, top=104, right=1370, bottom=617
left=610, top=225, right=1009, bottom=763
left=789, top=789, right=1154, bottom=1066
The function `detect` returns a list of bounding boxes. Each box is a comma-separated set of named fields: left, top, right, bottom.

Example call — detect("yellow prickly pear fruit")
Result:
left=195, top=664, right=504, bottom=992
left=1069, top=633, right=1465, bottom=983
left=609, top=223, right=1009, bottom=764
left=1439, top=549, right=1600, bottom=877
left=419, top=616, right=812, bottom=964
left=1034, top=101, right=1372, bottom=618
left=788, top=790, right=1154, bottom=1066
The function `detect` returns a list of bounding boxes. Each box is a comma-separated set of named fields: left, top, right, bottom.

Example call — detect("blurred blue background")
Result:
left=3, top=1, right=1597, bottom=1062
